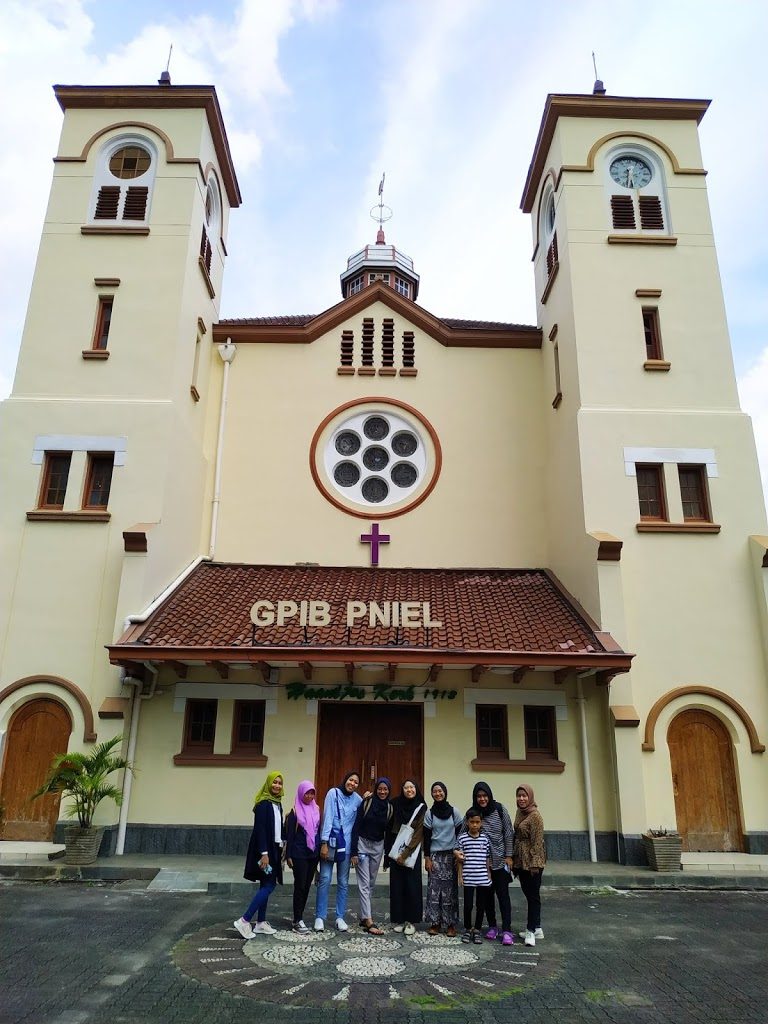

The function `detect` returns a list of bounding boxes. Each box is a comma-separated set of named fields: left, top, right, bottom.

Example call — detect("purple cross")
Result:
left=360, top=522, right=390, bottom=566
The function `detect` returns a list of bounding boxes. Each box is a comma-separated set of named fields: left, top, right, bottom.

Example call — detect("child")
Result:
left=454, top=806, right=492, bottom=944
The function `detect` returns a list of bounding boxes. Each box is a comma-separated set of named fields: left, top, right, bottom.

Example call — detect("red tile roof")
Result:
left=110, top=563, right=631, bottom=670
left=217, top=315, right=535, bottom=331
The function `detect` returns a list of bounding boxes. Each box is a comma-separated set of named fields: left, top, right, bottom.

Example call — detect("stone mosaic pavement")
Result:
left=2, top=882, right=768, bottom=1023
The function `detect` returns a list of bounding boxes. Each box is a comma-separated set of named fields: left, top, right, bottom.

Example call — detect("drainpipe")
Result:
left=209, top=338, right=237, bottom=560
left=115, top=662, right=159, bottom=856
left=575, top=673, right=597, bottom=862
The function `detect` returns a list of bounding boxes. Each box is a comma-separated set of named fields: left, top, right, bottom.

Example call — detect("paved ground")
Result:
left=1, top=881, right=767, bottom=1023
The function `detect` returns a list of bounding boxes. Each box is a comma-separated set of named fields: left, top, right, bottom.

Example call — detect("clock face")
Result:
left=610, top=156, right=653, bottom=189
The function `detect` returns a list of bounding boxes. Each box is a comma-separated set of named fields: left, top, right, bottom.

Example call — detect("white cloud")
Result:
left=739, top=349, right=768, bottom=506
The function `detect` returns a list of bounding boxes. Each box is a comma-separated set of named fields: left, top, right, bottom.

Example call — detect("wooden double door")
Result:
left=315, top=703, right=423, bottom=804
left=668, top=709, right=743, bottom=852
left=0, top=698, right=72, bottom=841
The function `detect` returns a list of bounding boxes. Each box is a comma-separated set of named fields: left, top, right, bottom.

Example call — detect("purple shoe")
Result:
left=485, top=927, right=499, bottom=941
left=502, top=931, right=514, bottom=946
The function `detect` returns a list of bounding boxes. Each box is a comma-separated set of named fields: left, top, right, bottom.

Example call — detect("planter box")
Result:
left=64, top=825, right=104, bottom=865
left=642, top=833, right=682, bottom=871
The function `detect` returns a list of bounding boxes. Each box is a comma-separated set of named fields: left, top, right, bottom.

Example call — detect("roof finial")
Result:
left=158, top=44, right=173, bottom=86
left=370, top=172, right=392, bottom=244
left=591, top=51, right=606, bottom=95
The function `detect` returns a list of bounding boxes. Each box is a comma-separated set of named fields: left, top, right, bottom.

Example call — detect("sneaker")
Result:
left=502, top=931, right=514, bottom=946
left=292, top=920, right=309, bottom=933
left=314, top=917, right=325, bottom=932
left=233, top=917, right=254, bottom=940
left=524, top=930, right=536, bottom=947
left=485, top=927, right=499, bottom=941
left=252, top=921, right=277, bottom=935
left=336, top=917, right=349, bottom=932
left=404, top=922, right=416, bottom=935
left=461, top=930, right=472, bottom=943
left=534, top=927, right=544, bottom=940
left=472, top=930, right=483, bottom=944
left=392, top=923, right=405, bottom=933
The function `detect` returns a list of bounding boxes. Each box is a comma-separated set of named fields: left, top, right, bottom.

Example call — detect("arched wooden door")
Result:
left=668, top=709, right=743, bottom=852
left=0, top=698, right=72, bottom=841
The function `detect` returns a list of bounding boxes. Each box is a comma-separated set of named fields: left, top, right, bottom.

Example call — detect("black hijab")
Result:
left=472, top=780, right=498, bottom=818
left=392, top=778, right=425, bottom=826
left=429, top=780, right=454, bottom=820
left=337, top=771, right=361, bottom=799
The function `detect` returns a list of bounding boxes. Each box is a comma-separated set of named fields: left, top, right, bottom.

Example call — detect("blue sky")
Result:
left=1, top=0, right=767, bottom=494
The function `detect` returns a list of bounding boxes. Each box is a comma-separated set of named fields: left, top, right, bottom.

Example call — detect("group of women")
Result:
left=234, top=771, right=546, bottom=947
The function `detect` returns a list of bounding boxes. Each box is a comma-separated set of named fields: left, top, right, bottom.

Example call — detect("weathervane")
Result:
left=370, top=172, right=393, bottom=240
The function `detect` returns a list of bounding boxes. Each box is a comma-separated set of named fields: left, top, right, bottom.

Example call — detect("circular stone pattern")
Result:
left=251, top=943, right=330, bottom=968
left=337, top=956, right=406, bottom=978
left=411, top=946, right=479, bottom=966
left=338, top=936, right=402, bottom=954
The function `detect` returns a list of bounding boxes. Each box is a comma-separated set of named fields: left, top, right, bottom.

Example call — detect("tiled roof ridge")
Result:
left=216, top=315, right=538, bottom=331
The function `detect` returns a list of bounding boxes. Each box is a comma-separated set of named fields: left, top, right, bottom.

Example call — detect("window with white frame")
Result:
left=606, top=145, right=669, bottom=233
left=539, top=185, right=558, bottom=296
left=200, top=176, right=221, bottom=276
left=89, top=135, right=157, bottom=225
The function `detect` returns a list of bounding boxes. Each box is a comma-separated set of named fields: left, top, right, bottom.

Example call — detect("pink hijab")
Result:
left=294, top=780, right=320, bottom=851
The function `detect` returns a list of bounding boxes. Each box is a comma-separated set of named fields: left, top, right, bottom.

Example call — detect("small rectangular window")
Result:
left=232, top=701, right=266, bottom=754
left=82, top=453, right=114, bottom=509
left=394, top=277, right=410, bottom=297
left=183, top=699, right=217, bottom=752
left=92, top=297, right=114, bottom=351
left=636, top=463, right=667, bottom=521
left=642, top=308, right=663, bottom=360
left=524, top=706, right=557, bottom=760
left=678, top=465, right=711, bottom=522
left=347, top=276, right=363, bottom=296
left=476, top=705, right=508, bottom=757
left=38, top=452, right=71, bottom=509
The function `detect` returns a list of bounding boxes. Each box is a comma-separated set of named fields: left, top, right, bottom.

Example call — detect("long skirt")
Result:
left=424, top=850, right=459, bottom=927
left=389, top=853, right=423, bottom=924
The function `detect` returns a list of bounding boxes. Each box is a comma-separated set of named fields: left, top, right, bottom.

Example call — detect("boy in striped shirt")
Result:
left=454, top=807, right=492, bottom=943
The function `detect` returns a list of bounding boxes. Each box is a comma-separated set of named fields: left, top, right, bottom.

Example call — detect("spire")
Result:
left=371, top=171, right=392, bottom=242
left=591, top=51, right=606, bottom=95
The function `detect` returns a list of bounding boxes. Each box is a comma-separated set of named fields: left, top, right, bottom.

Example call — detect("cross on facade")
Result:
left=360, top=522, right=390, bottom=566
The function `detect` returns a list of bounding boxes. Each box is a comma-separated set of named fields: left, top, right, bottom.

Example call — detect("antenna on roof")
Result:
left=158, top=44, right=173, bottom=86
left=591, top=51, right=606, bottom=95
left=370, top=172, right=393, bottom=244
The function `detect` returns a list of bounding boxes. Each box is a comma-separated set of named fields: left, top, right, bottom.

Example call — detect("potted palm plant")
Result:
left=33, top=735, right=133, bottom=865
left=642, top=826, right=682, bottom=871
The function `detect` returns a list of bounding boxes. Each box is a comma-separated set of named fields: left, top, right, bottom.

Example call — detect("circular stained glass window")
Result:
left=334, top=462, right=360, bottom=487
left=109, top=145, right=151, bottom=179
left=362, top=477, right=389, bottom=503
left=335, top=430, right=361, bottom=456
left=392, top=431, right=418, bottom=457
left=363, top=446, right=389, bottom=472
left=363, top=416, right=389, bottom=441
left=391, top=462, right=418, bottom=488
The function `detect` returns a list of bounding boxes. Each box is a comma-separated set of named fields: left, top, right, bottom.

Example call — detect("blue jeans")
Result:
left=243, top=877, right=277, bottom=923
left=315, top=855, right=351, bottom=921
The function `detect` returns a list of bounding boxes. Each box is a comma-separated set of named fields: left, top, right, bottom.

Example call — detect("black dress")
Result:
left=387, top=801, right=426, bottom=924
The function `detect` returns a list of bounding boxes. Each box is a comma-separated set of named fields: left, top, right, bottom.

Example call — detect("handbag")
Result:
left=326, top=791, right=347, bottom=864
left=389, top=802, right=425, bottom=869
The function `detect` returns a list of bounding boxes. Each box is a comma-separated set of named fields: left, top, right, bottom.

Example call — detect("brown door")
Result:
left=0, top=698, right=72, bottom=841
left=668, top=709, right=743, bottom=852
left=315, top=703, right=423, bottom=805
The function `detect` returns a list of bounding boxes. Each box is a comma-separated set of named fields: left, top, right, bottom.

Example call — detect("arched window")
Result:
left=200, top=176, right=221, bottom=276
left=605, top=145, right=669, bottom=233
left=89, top=135, right=157, bottom=224
left=538, top=185, right=558, bottom=298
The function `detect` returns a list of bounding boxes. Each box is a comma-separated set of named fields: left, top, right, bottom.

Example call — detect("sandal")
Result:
left=362, top=921, right=385, bottom=935
left=427, top=925, right=441, bottom=936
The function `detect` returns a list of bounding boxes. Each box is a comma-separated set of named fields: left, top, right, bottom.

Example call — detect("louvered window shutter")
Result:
left=94, top=186, right=120, bottom=219
left=610, top=195, right=636, bottom=230
left=123, top=186, right=148, bottom=220
left=638, top=195, right=664, bottom=230
left=546, top=234, right=558, bottom=279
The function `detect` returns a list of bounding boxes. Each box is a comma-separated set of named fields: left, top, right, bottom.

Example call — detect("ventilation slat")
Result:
left=611, top=195, right=636, bottom=230
left=546, top=234, right=558, bottom=279
left=340, top=329, right=354, bottom=367
left=123, top=186, right=148, bottom=220
left=402, top=331, right=415, bottom=368
left=94, top=186, right=120, bottom=220
left=639, top=195, right=664, bottom=231
left=382, top=319, right=394, bottom=367
left=361, top=318, right=375, bottom=367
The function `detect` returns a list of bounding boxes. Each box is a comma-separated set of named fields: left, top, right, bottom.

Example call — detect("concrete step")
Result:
left=681, top=852, right=768, bottom=872
left=0, top=841, right=65, bottom=862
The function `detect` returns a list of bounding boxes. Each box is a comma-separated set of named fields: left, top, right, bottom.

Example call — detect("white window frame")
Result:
left=88, top=134, right=157, bottom=225
left=604, top=144, right=670, bottom=235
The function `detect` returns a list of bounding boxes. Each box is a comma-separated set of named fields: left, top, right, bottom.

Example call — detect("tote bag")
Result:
left=326, top=791, right=347, bottom=864
left=389, top=802, right=425, bottom=869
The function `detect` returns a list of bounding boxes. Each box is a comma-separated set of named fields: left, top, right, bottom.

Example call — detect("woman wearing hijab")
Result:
left=387, top=778, right=427, bottom=934
left=284, top=779, right=321, bottom=932
left=351, top=776, right=393, bottom=935
left=314, top=770, right=362, bottom=931
left=423, top=781, right=463, bottom=936
left=234, top=770, right=285, bottom=939
left=470, top=780, right=515, bottom=945
left=512, top=784, right=546, bottom=947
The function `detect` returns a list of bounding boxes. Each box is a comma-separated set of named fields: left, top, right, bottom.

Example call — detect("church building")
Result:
left=0, top=79, right=766, bottom=864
